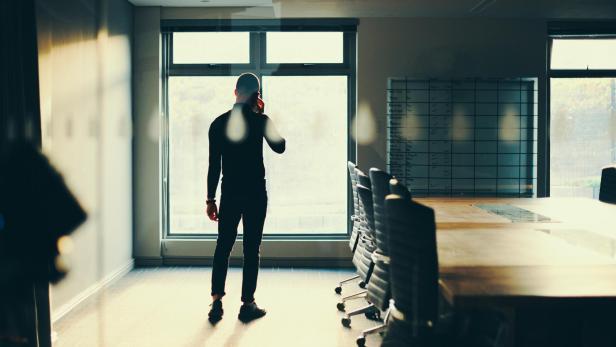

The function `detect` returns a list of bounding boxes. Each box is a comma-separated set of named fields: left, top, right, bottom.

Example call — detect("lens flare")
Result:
left=452, top=113, right=471, bottom=141
left=55, top=254, right=71, bottom=273
left=226, top=105, right=247, bottom=143
left=400, top=113, right=422, bottom=141
left=500, top=107, right=520, bottom=141
left=351, top=102, right=376, bottom=145
left=57, top=235, right=74, bottom=255
left=265, top=117, right=283, bottom=143
left=147, top=112, right=160, bottom=141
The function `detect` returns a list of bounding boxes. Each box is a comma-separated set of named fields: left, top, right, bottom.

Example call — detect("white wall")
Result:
left=133, top=6, right=163, bottom=263
left=36, top=0, right=134, bottom=314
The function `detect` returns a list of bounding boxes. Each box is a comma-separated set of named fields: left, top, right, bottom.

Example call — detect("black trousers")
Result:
left=211, top=189, right=267, bottom=302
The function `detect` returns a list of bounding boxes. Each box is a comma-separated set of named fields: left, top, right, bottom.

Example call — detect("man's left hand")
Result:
left=206, top=202, right=219, bottom=222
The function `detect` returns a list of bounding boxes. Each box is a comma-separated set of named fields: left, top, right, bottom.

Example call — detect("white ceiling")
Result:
left=127, top=0, right=616, bottom=19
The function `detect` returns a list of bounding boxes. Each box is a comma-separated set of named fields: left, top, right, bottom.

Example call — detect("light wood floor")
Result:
left=53, top=267, right=383, bottom=347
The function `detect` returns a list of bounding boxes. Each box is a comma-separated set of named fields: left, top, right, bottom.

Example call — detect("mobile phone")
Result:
left=249, top=92, right=263, bottom=114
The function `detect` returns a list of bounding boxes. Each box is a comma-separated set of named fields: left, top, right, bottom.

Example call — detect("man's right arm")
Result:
left=264, top=116, right=286, bottom=154
left=207, top=122, right=221, bottom=200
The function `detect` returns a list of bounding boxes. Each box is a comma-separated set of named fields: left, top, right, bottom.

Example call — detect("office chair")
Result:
left=339, top=182, right=379, bottom=319
left=370, top=169, right=393, bottom=257
left=342, top=168, right=392, bottom=346
left=599, top=165, right=616, bottom=204
left=353, top=169, right=377, bottom=289
left=335, top=161, right=363, bottom=295
left=388, top=178, right=412, bottom=200
left=344, top=169, right=396, bottom=345
left=348, top=161, right=361, bottom=252
left=382, top=196, right=507, bottom=347
left=381, top=195, right=440, bottom=347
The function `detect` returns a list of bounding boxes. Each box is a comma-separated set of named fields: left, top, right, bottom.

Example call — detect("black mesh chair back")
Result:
left=355, top=168, right=372, bottom=240
left=361, top=169, right=393, bottom=311
left=348, top=161, right=361, bottom=251
left=366, top=262, right=390, bottom=311
left=369, top=168, right=393, bottom=255
left=386, top=195, right=439, bottom=338
left=357, top=184, right=376, bottom=240
left=353, top=183, right=376, bottom=282
left=600, top=165, right=616, bottom=204
left=356, top=169, right=371, bottom=196
left=389, top=178, right=412, bottom=200
left=348, top=162, right=359, bottom=209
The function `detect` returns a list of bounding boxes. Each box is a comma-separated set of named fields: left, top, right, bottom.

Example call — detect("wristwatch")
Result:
left=206, top=199, right=216, bottom=204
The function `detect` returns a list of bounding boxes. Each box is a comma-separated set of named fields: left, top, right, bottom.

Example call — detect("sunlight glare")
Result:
left=351, top=102, right=376, bottom=145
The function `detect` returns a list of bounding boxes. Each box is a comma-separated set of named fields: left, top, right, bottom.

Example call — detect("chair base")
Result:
left=335, top=274, right=361, bottom=294
left=337, top=290, right=367, bottom=311
left=357, top=308, right=391, bottom=345
left=341, top=304, right=377, bottom=327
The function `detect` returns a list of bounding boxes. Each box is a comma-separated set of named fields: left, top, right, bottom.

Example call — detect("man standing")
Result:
left=206, top=73, right=285, bottom=323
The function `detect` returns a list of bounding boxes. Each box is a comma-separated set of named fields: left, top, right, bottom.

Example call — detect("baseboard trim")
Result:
left=51, top=259, right=135, bottom=323
left=134, top=257, right=164, bottom=267
left=158, top=257, right=354, bottom=268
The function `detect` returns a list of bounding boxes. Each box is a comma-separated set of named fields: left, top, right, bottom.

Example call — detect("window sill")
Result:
left=162, top=238, right=353, bottom=260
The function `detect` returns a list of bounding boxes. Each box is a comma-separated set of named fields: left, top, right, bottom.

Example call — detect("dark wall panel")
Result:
left=0, top=0, right=42, bottom=150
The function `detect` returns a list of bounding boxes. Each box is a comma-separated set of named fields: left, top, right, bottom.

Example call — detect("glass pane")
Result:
left=550, top=78, right=616, bottom=198
left=168, top=76, right=238, bottom=234
left=266, top=32, right=343, bottom=64
left=168, top=75, right=348, bottom=234
left=262, top=76, right=348, bottom=233
left=173, top=32, right=250, bottom=64
left=551, top=39, right=616, bottom=70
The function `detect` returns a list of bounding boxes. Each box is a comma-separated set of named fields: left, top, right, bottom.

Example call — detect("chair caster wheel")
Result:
left=356, top=336, right=366, bottom=347
left=359, top=281, right=366, bottom=288
left=365, top=310, right=380, bottom=321
left=335, top=286, right=342, bottom=294
left=341, top=317, right=351, bottom=327
left=337, top=302, right=346, bottom=311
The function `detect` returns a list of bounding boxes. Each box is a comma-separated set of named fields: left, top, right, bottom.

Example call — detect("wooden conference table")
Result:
left=416, top=197, right=616, bottom=346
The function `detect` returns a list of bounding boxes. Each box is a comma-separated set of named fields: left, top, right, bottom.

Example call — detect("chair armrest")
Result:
left=389, top=299, right=434, bottom=329
left=360, top=235, right=377, bottom=249
left=371, top=251, right=391, bottom=265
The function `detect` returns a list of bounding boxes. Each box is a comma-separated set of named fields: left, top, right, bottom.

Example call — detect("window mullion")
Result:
left=258, top=31, right=267, bottom=72
left=250, top=32, right=261, bottom=70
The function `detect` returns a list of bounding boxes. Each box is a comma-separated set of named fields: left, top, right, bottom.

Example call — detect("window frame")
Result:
left=546, top=21, right=616, bottom=197
left=160, top=19, right=358, bottom=240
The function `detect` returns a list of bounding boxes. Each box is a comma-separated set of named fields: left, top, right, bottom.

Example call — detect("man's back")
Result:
left=207, top=104, right=285, bottom=197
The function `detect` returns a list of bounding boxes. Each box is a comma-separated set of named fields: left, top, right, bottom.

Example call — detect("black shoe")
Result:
left=238, top=302, right=267, bottom=322
left=208, top=300, right=223, bottom=322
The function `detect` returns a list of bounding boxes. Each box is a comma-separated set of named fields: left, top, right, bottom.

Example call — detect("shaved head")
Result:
left=236, top=73, right=260, bottom=96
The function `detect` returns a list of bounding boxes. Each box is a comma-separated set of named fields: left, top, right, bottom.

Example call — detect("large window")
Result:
left=550, top=37, right=616, bottom=198
left=162, top=21, right=356, bottom=236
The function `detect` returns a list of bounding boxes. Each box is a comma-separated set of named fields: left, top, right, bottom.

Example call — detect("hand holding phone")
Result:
left=256, top=96, right=265, bottom=113
left=250, top=92, right=265, bottom=114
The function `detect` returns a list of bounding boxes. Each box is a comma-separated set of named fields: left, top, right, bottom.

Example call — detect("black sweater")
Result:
left=207, top=103, right=286, bottom=199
